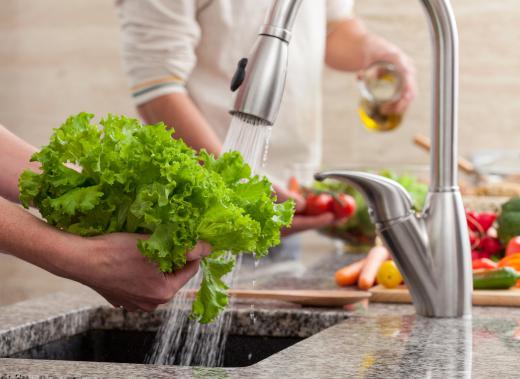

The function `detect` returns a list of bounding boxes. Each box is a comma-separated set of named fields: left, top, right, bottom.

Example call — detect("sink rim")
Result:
left=0, top=291, right=350, bottom=367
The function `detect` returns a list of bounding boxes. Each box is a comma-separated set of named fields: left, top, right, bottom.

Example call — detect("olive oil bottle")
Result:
left=357, top=62, right=403, bottom=132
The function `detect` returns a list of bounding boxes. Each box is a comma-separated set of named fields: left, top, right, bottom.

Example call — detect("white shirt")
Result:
left=117, top=0, right=354, bottom=184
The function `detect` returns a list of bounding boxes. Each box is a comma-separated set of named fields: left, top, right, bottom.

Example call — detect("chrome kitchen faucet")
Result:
left=229, top=0, right=471, bottom=318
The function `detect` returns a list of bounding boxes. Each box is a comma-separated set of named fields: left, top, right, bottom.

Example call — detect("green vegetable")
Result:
left=19, top=113, right=294, bottom=323
left=497, top=197, right=520, bottom=246
left=473, top=267, right=520, bottom=290
left=314, top=170, right=428, bottom=246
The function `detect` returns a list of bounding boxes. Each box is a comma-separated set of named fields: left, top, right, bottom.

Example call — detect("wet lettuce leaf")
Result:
left=19, top=113, right=294, bottom=323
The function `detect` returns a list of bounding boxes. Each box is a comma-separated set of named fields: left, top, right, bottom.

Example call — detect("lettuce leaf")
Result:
left=19, top=113, right=294, bottom=323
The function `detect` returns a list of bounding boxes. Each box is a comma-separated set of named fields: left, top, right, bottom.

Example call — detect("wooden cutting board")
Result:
left=370, top=285, right=520, bottom=307
left=183, top=289, right=371, bottom=307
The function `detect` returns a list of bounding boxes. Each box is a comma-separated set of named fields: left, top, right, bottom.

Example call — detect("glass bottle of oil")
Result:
left=357, top=62, right=403, bottom=132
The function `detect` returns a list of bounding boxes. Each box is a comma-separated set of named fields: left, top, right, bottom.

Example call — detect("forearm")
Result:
left=325, top=18, right=401, bottom=72
left=0, top=196, right=88, bottom=282
left=138, top=93, right=222, bottom=155
left=0, top=125, right=39, bottom=202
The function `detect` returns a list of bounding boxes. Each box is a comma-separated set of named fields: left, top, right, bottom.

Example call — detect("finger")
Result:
left=135, top=302, right=159, bottom=312
left=282, top=213, right=335, bottom=235
left=332, top=217, right=349, bottom=227
left=186, top=241, right=212, bottom=261
left=292, top=193, right=306, bottom=213
left=276, top=185, right=306, bottom=212
left=394, top=92, right=413, bottom=115
left=384, top=86, right=414, bottom=116
left=166, top=259, right=201, bottom=296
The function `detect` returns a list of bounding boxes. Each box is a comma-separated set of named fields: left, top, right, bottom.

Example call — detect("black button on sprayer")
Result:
left=230, top=58, right=248, bottom=92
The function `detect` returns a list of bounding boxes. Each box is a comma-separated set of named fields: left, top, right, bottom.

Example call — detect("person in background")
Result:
left=0, top=125, right=209, bottom=311
left=116, top=0, right=416, bottom=237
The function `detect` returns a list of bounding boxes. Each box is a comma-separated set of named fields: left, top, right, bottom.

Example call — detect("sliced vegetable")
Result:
left=473, top=267, right=520, bottom=290
left=476, top=212, right=497, bottom=233
left=506, top=236, right=520, bottom=257
left=376, top=260, right=403, bottom=289
left=335, top=258, right=366, bottom=287
left=305, top=193, right=333, bottom=216
left=472, top=258, right=498, bottom=270
left=466, top=211, right=481, bottom=233
left=469, top=230, right=480, bottom=250
left=332, top=193, right=356, bottom=220
left=358, top=246, right=390, bottom=290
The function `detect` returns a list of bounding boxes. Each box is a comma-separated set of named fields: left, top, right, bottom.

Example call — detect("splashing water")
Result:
left=148, top=253, right=242, bottom=366
left=147, top=114, right=272, bottom=367
left=222, top=114, right=272, bottom=172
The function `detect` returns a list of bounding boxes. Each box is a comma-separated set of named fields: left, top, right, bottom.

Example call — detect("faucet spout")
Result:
left=315, top=171, right=414, bottom=223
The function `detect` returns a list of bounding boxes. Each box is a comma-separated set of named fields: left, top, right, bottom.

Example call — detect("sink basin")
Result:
left=8, top=329, right=303, bottom=367
left=0, top=293, right=349, bottom=368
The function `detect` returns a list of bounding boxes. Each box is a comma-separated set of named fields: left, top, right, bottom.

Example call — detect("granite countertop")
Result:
left=3, top=290, right=520, bottom=378
left=2, top=220, right=520, bottom=379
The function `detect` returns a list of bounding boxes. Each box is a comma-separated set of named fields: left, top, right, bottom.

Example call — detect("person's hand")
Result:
left=274, top=184, right=336, bottom=236
left=374, top=46, right=417, bottom=116
left=76, top=233, right=211, bottom=312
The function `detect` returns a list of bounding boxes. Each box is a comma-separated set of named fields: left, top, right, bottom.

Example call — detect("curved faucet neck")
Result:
left=420, top=0, right=459, bottom=191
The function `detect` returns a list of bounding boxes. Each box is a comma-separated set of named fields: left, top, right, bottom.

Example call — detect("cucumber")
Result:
left=473, top=267, right=520, bottom=290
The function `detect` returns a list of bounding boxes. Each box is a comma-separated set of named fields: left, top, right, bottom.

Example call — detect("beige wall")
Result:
left=1, top=0, right=519, bottom=168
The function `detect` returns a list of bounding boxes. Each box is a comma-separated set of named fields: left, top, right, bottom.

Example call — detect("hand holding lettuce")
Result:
left=19, top=113, right=294, bottom=323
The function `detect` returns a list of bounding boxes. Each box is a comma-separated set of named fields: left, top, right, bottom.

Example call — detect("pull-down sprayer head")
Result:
left=230, top=0, right=303, bottom=125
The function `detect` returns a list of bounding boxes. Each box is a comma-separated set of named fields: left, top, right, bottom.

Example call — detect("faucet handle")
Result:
left=315, top=171, right=414, bottom=223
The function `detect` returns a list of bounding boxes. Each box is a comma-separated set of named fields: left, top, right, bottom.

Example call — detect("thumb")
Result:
left=186, top=242, right=212, bottom=261
left=274, top=185, right=306, bottom=212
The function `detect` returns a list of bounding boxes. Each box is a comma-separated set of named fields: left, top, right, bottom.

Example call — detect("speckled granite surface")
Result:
left=3, top=292, right=520, bottom=378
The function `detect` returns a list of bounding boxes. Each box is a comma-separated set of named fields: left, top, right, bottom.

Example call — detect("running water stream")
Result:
left=147, top=114, right=272, bottom=367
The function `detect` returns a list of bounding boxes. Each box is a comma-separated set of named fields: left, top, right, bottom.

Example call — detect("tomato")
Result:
left=506, top=236, right=520, bottom=257
left=305, top=193, right=333, bottom=216
left=479, top=236, right=502, bottom=255
left=471, top=250, right=481, bottom=261
left=332, top=193, right=356, bottom=219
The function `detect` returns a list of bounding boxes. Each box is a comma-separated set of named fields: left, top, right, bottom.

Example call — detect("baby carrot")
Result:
left=288, top=176, right=301, bottom=195
left=358, top=246, right=390, bottom=290
left=335, top=258, right=366, bottom=287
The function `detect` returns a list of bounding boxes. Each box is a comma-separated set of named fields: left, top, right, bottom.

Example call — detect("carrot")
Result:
left=335, top=258, right=366, bottom=287
left=358, top=246, right=391, bottom=290
left=288, top=176, right=301, bottom=195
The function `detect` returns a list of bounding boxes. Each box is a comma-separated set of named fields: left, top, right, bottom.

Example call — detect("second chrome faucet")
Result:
left=230, top=0, right=472, bottom=318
